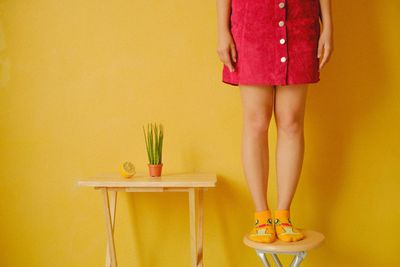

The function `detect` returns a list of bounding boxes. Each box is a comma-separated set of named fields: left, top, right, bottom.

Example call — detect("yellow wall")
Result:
left=1, top=1, right=399, bottom=266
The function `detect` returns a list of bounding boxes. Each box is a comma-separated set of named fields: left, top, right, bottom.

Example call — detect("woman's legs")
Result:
left=274, top=83, right=308, bottom=211
left=239, top=84, right=274, bottom=212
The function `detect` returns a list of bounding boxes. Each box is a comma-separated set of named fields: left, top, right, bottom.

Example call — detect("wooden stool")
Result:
left=243, top=229, right=325, bottom=267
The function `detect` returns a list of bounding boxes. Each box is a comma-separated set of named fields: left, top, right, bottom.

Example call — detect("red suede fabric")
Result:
left=222, top=0, right=321, bottom=86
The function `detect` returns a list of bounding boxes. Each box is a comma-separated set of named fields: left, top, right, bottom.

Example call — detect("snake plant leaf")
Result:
left=154, top=123, right=159, bottom=164
left=143, top=125, right=151, bottom=164
left=148, top=124, right=153, bottom=164
left=159, top=124, right=163, bottom=163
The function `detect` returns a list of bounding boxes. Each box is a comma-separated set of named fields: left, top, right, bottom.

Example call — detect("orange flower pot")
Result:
left=148, top=163, right=163, bottom=177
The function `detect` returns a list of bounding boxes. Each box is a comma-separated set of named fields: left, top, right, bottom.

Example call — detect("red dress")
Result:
left=222, top=0, right=321, bottom=86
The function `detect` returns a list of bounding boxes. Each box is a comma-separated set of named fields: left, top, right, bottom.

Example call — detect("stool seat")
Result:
left=243, top=229, right=324, bottom=253
left=243, top=229, right=325, bottom=267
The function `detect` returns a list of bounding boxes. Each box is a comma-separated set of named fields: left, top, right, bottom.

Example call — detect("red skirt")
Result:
left=222, top=0, right=321, bottom=86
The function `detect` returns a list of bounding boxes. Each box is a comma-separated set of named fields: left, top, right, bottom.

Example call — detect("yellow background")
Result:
left=1, top=0, right=399, bottom=266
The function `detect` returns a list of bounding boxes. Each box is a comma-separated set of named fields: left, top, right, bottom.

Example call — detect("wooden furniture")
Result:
left=243, top=229, right=325, bottom=267
left=77, top=172, right=217, bottom=267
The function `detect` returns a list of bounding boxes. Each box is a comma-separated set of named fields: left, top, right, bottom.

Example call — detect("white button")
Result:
left=280, top=57, right=287, bottom=63
left=279, top=38, right=286, bottom=44
left=278, top=2, right=285, bottom=8
left=278, top=21, right=285, bottom=27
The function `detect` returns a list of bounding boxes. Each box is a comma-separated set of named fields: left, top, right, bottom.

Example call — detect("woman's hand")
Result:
left=317, top=26, right=333, bottom=70
left=217, top=29, right=237, bottom=72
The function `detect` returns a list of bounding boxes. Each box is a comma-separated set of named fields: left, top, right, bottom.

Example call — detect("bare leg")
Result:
left=274, top=83, right=308, bottom=210
left=239, top=84, right=274, bottom=212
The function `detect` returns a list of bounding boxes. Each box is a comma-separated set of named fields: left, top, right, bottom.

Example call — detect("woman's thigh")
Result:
left=239, top=85, right=275, bottom=126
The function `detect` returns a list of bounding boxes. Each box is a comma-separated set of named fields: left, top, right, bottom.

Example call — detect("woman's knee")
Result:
left=275, top=112, right=304, bottom=135
left=243, top=109, right=273, bottom=134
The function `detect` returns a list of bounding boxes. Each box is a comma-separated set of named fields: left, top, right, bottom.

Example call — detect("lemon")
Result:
left=119, top=161, right=136, bottom=178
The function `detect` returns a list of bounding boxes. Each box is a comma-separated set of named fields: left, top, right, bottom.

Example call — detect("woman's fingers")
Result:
left=231, top=44, right=237, bottom=63
left=220, top=50, right=235, bottom=72
left=319, top=44, right=332, bottom=70
left=317, top=40, right=323, bottom=59
left=318, top=44, right=325, bottom=70
left=217, top=43, right=236, bottom=72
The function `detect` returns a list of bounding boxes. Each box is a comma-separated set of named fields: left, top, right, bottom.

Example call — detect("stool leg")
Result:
left=271, top=253, right=283, bottom=267
left=289, top=251, right=307, bottom=267
left=255, top=250, right=271, bottom=267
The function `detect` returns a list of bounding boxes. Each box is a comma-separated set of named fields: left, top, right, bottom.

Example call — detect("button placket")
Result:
left=276, top=0, right=288, bottom=84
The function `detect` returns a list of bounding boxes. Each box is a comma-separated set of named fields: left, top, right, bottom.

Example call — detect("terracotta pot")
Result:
left=148, top=163, right=163, bottom=177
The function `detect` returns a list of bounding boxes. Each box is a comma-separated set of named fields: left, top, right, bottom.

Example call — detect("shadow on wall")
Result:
left=307, top=1, right=389, bottom=266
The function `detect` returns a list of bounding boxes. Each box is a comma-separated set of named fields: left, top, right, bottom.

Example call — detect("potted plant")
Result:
left=143, top=123, right=164, bottom=177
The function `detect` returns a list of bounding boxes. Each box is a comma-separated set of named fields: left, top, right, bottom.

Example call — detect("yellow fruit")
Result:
left=119, top=161, right=136, bottom=178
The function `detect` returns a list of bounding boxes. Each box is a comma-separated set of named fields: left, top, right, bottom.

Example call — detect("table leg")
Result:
left=102, top=188, right=117, bottom=267
left=189, top=188, right=199, bottom=267
left=105, top=190, right=117, bottom=267
left=196, top=188, right=204, bottom=267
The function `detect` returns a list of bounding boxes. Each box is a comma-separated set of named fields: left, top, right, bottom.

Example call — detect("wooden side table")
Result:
left=77, top=172, right=217, bottom=267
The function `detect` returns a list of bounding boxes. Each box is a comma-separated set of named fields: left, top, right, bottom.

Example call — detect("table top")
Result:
left=77, top=172, right=217, bottom=188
